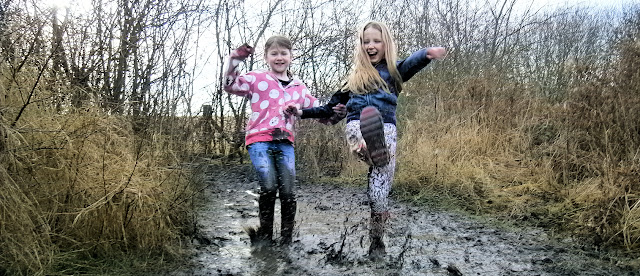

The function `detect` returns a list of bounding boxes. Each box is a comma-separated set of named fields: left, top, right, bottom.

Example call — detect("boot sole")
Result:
left=360, top=106, right=389, bottom=167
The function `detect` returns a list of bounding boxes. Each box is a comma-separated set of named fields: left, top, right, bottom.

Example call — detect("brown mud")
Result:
left=170, top=162, right=638, bottom=276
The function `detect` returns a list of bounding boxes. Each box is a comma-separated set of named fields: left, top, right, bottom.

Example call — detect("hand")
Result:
left=236, top=43, right=254, bottom=58
left=426, top=47, right=447, bottom=60
left=332, top=104, right=346, bottom=118
left=284, top=103, right=301, bottom=117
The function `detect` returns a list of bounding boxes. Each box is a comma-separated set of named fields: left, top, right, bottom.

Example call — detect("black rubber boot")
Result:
left=254, top=191, right=276, bottom=247
left=280, top=198, right=297, bottom=246
left=368, top=211, right=388, bottom=261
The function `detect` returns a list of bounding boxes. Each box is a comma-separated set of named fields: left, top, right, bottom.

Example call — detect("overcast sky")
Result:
left=47, top=0, right=636, bottom=15
left=42, top=0, right=636, bottom=114
left=535, top=0, right=632, bottom=9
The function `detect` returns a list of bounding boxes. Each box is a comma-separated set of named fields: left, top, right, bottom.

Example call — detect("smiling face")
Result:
left=265, top=45, right=292, bottom=79
left=362, top=26, right=385, bottom=64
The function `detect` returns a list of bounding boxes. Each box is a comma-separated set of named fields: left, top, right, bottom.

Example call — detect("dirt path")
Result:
left=172, top=162, right=637, bottom=276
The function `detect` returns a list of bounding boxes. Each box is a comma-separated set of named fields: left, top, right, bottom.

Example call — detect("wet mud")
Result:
left=173, top=163, right=638, bottom=276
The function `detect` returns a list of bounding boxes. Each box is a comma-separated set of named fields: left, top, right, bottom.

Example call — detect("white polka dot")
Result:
left=286, top=123, right=293, bottom=130
left=269, top=117, right=279, bottom=126
left=292, top=91, right=299, bottom=100
left=301, top=89, right=307, bottom=98
left=303, top=98, right=311, bottom=108
left=266, top=74, right=274, bottom=81
left=279, top=98, right=285, bottom=105
left=240, top=83, right=249, bottom=90
left=260, top=128, right=268, bottom=131
left=258, top=81, right=268, bottom=91
left=250, top=112, right=259, bottom=121
left=232, top=59, right=240, bottom=67
left=269, top=89, right=280, bottom=98
left=313, top=100, right=319, bottom=107
left=248, top=129, right=258, bottom=134
left=232, top=83, right=241, bottom=90
left=284, top=92, right=291, bottom=101
left=245, top=75, right=256, bottom=83
left=251, top=93, right=260, bottom=103
left=260, top=100, right=269, bottom=109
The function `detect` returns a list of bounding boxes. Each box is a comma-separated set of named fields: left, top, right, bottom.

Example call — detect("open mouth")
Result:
left=367, top=50, right=379, bottom=60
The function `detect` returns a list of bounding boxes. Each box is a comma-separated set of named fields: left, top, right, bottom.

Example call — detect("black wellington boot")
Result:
left=254, top=191, right=276, bottom=247
left=280, top=198, right=297, bottom=246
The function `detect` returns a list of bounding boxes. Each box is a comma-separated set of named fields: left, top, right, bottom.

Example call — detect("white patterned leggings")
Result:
left=345, top=121, right=397, bottom=214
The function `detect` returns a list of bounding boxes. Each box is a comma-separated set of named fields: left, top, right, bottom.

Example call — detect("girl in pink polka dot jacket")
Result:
left=222, top=35, right=321, bottom=247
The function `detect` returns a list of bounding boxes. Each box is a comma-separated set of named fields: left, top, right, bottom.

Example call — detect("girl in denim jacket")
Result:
left=288, top=21, right=446, bottom=259
left=223, top=36, right=321, bottom=247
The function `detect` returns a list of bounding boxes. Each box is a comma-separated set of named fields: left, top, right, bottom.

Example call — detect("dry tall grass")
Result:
left=1, top=76, right=198, bottom=275
left=296, top=28, right=640, bottom=257
left=393, top=36, right=640, bottom=252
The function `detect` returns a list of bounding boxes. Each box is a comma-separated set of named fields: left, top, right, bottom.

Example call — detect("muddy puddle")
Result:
left=170, top=163, right=638, bottom=276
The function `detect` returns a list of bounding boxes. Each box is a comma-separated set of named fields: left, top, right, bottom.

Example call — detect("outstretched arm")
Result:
left=285, top=90, right=349, bottom=125
left=398, top=47, right=447, bottom=82
left=223, top=44, right=255, bottom=96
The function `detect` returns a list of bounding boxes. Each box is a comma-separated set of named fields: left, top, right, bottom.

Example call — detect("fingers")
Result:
left=427, top=47, right=447, bottom=60
left=236, top=43, right=255, bottom=58
left=332, top=104, right=347, bottom=117
left=285, top=106, right=296, bottom=115
left=284, top=103, right=300, bottom=116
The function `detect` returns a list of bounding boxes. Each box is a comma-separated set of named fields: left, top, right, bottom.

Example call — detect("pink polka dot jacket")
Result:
left=223, top=44, right=319, bottom=146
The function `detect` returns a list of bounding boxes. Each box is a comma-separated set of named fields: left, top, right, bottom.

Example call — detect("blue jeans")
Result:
left=247, top=141, right=296, bottom=201
left=247, top=141, right=297, bottom=242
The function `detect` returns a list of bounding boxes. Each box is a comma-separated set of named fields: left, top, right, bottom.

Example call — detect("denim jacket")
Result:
left=301, top=48, right=432, bottom=125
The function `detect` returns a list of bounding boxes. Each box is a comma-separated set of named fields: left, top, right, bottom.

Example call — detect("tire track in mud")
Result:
left=173, top=163, right=637, bottom=276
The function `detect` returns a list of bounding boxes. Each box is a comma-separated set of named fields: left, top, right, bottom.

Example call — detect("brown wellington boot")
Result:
left=368, top=211, right=389, bottom=261
left=360, top=106, right=390, bottom=167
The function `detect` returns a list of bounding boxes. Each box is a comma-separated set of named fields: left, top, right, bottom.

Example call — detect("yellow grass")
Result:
left=296, top=57, right=640, bottom=262
left=387, top=53, right=640, bottom=253
left=1, top=82, right=196, bottom=274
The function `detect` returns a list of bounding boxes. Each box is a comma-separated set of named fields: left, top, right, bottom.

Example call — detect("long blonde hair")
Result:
left=344, top=21, right=403, bottom=95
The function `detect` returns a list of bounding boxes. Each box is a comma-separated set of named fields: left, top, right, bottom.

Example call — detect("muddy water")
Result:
left=173, top=163, right=637, bottom=276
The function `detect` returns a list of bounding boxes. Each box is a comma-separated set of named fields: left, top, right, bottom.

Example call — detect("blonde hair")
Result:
left=344, top=21, right=403, bottom=95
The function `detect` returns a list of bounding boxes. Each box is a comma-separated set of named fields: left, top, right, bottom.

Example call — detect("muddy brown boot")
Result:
left=368, top=211, right=389, bottom=261
left=360, top=106, right=389, bottom=167
left=254, top=191, right=276, bottom=247
left=280, top=198, right=296, bottom=246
